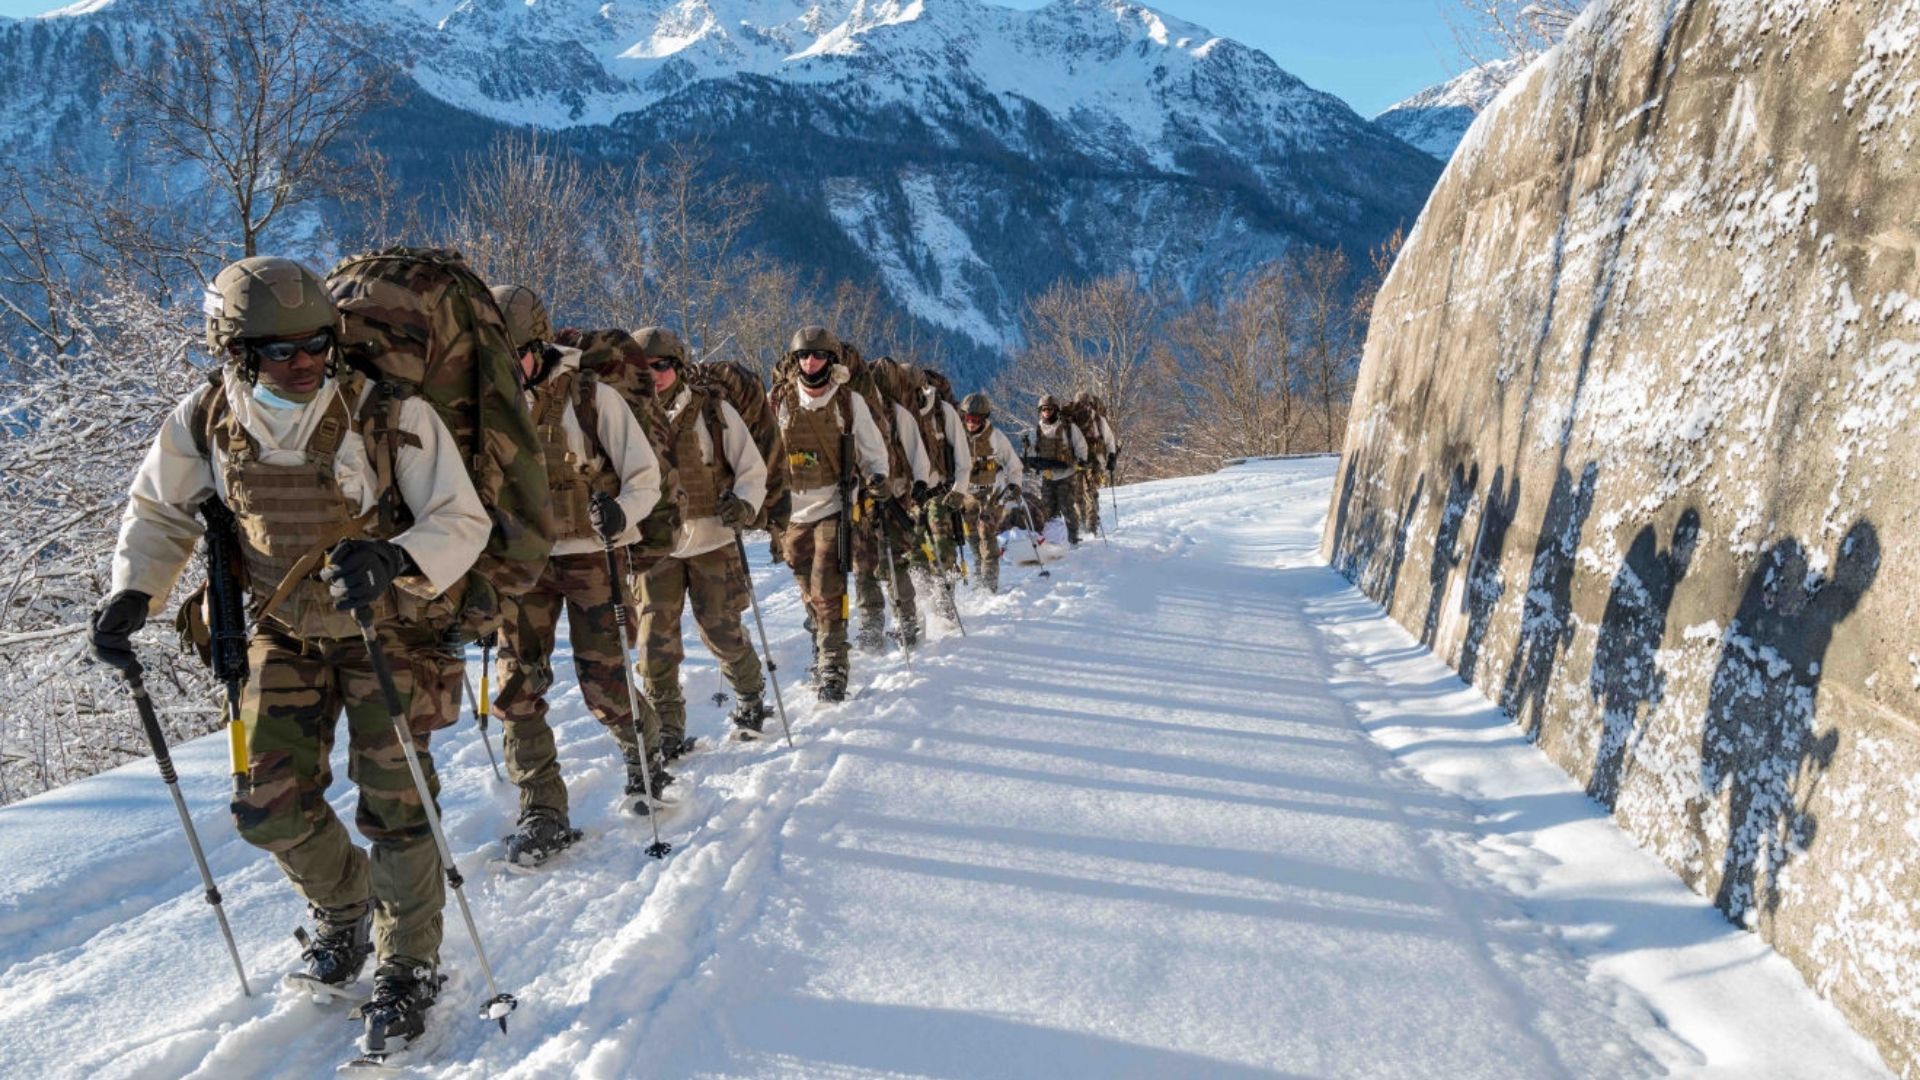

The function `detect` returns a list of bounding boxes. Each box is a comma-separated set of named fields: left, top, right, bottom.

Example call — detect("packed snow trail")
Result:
left=0, top=459, right=1888, bottom=1078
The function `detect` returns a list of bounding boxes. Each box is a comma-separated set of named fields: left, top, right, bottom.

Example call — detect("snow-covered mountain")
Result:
left=1374, top=58, right=1525, bottom=162
left=0, top=0, right=1440, bottom=374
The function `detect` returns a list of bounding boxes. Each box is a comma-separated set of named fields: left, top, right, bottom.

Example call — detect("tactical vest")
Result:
left=1035, top=422, right=1072, bottom=466
left=201, top=373, right=430, bottom=641
left=914, top=401, right=950, bottom=482
left=665, top=386, right=726, bottom=521
left=532, top=368, right=620, bottom=543
left=777, top=386, right=853, bottom=490
left=968, top=426, right=1000, bottom=487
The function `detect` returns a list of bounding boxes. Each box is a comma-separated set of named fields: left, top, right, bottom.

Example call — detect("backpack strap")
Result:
left=574, top=369, right=604, bottom=463
left=189, top=370, right=226, bottom=460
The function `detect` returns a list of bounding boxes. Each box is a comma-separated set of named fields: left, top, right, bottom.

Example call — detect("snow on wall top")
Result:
left=1331, top=0, right=1920, bottom=1072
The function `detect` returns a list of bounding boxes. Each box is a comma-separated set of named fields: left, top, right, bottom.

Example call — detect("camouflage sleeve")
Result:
left=388, top=396, right=490, bottom=597
left=111, top=389, right=219, bottom=610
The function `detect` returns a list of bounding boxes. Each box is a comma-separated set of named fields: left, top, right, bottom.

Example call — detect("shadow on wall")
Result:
left=1696, top=520, right=1880, bottom=926
left=1587, top=509, right=1702, bottom=808
left=1499, top=462, right=1601, bottom=735
left=1460, top=466, right=1521, bottom=684
left=1381, top=474, right=1425, bottom=610
left=1422, top=462, right=1479, bottom=645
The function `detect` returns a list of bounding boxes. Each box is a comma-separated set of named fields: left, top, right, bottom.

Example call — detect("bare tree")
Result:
left=1162, top=262, right=1305, bottom=470
left=1291, top=247, right=1369, bottom=453
left=603, top=143, right=766, bottom=351
left=335, top=142, right=428, bottom=254
left=1003, top=272, right=1179, bottom=478
left=109, top=0, right=385, bottom=257
left=442, top=132, right=608, bottom=324
left=1447, top=1, right=1590, bottom=66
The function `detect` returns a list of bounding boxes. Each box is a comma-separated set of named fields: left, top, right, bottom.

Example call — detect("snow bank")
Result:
left=1329, top=0, right=1920, bottom=1072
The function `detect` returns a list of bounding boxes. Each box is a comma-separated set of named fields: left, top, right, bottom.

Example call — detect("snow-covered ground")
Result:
left=0, top=458, right=1889, bottom=1078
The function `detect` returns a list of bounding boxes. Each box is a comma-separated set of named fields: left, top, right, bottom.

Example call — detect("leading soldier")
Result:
left=1030, top=393, right=1088, bottom=546
left=487, top=286, right=663, bottom=862
left=88, top=257, right=491, bottom=1045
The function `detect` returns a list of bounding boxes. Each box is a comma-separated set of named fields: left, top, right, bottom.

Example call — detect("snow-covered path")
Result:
left=0, top=459, right=1889, bottom=1078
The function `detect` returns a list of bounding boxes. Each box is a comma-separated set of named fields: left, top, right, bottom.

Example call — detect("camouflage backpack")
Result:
left=1063, top=396, right=1108, bottom=459
left=687, top=360, right=786, bottom=530
left=554, top=327, right=685, bottom=557
left=870, top=357, right=946, bottom=489
left=325, top=247, right=554, bottom=642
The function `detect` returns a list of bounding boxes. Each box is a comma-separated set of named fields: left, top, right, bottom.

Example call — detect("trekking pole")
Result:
left=348, top=607, right=518, bottom=1029
left=1109, top=454, right=1122, bottom=531
left=600, top=540, right=673, bottom=859
left=734, top=531, right=794, bottom=748
left=460, top=669, right=504, bottom=783
left=122, top=660, right=251, bottom=998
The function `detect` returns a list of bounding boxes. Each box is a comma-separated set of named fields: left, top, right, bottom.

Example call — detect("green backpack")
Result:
left=326, top=247, right=554, bottom=641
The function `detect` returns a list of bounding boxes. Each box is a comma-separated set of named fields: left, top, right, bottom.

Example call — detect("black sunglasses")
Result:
left=796, top=349, right=836, bottom=362
left=647, top=358, right=678, bottom=373
left=251, top=332, right=333, bottom=364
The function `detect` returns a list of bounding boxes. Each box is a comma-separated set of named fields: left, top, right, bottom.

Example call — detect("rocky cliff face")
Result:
left=1329, top=0, right=1920, bottom=1072
left=0, top=0, right=1438, bottom=381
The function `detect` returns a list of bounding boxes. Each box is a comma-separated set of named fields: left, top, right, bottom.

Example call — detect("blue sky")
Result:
left=0, top=0, right=1470, bottom=117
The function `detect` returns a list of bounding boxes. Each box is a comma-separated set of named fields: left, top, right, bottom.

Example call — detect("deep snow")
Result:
left=0, top=459, right=1888, bottom=1078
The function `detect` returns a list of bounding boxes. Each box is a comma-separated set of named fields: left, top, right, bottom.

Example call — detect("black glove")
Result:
left=866, top=473, right=889, bottom=495
left=716, top=491, right=751, bottom=529
left=321, top=539, right=411, bottom=612
left=588, top=491, right=627, bottom=541
left=89, top=589, right=152, bottom=673
left=930, top=480, right=952, bottom=500
left=1107, top=451, right=1118, bottom=473
left=910, top=479, right=931, bottom=505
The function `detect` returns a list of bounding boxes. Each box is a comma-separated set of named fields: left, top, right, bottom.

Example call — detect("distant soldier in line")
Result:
left=488, top=286, right=664, bottom=859
left=1072, top=390, right=1118, bottom=535
left=853, top=363, right=937, bottom=652
left=911, top=373, right=972, bottom=614
left=771, top=327, right=892, bottom=701
left=1030, top=393, right=1088, bottom=546
left=89, top=257, right=490, bottom=1038
left=632, top=327, right=772, bottom=748
left=957, top=392, right=1023, bottom=593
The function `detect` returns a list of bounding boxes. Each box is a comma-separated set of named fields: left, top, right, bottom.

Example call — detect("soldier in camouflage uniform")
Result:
left=852, top=368, right=935, bottom=652
left=771, top=327, right=892, bottom=702
left=629, top=327, right=772, bottom=748
left=1031, top=393, right=1088, bottom=546
left=1072, top=391, right=1117, bottom=536
left=907, top=372, right=972, bottom=620
left=487, top=287, right=664, bottom=857
left=956, top=393, right=1024, bottom=593
left=89, top=257, right=491, bottom=1014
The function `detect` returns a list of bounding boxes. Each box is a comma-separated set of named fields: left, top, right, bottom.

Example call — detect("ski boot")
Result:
left=502, top=808, right=581, bottom=868
left=624, top=750, right=675, bottom=812
left=894, top=614, right=921, bottom=650
left=661, top=733, right=698, bottom=762
left=350, top=961, right=443, bottom=1063
left=728, top=694, right=769, bottom=741
left=286, top=906, right=372, bottom=1001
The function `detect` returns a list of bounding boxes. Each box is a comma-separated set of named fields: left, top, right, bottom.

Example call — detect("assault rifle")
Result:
left=837, top=430, right=857, bottom=574
left=198, top=497, right=250, bottom=796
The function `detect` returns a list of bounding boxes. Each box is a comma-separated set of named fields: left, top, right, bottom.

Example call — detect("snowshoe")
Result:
left=341, top=963, right=444, bottom=1072
left=817, top=665, right=849, bottom=704
left=284, top=907, right=372, bottom=1003
left=727, top=695, right=769, bottom=741
left=661, top=734, right=699, bottom=762
left=500, top=810, right=582, bottom=870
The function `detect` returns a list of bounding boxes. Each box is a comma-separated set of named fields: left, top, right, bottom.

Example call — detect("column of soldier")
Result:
left=80, top=252, right=1123, bottom=1066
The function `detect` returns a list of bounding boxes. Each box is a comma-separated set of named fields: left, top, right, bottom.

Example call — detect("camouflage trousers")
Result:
left=230, top=622, right=459, bottom=969
left=494, top=550, right=647, bottom=819
left=959, top=487, right=1003, bottom=592
left=914, top=497, right=962, bottom=572
left=783, top=515, right=852, bottom=672
left=637, top=543, right=765, bottom=744
left=852, top=503, right=918, bottom=629
left=1077, top=465, right=1105, bottom=536
left=1041, top=475, right=1081, bottom=544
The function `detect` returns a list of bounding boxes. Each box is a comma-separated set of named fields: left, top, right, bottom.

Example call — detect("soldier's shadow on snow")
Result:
left=732, top=994, right=1309, bottom=1078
